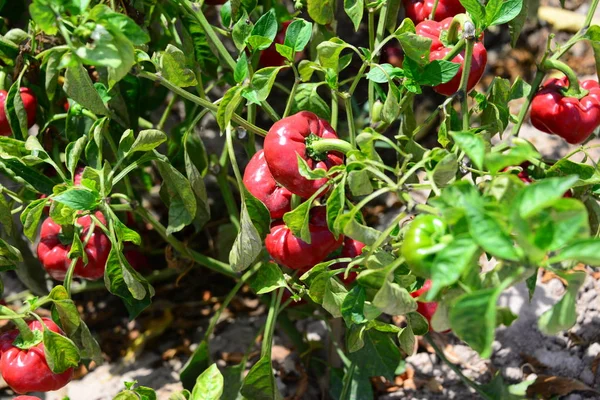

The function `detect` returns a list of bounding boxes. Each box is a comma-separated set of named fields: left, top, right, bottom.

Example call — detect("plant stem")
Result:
left=180, top=0, right=236, bottom=71
left=158, top=94, right=178, bottom=131
left=225, top=124, right=245, bottom=202
left=284, top=67, right=300, bottom=118
left=64, top=258, right=78, bottom=298
left=541, top=58, right=585, bottom=97
left=214, top=149, right=241, bottom=230
left=309, top=138, right=354, bottom=155
left=0, top=306, right=33, bottom=342
left=368, top=9, right=376, bottom=111
left=429, top=0, right=441, bottom=19
left=511, top=70, right=544, bottom=137
left=425, top=334, right=493, bottom=400
left=458, top=38, right=474, bottom=130
left=349, top=62, right=368, bottom=96
left=138, top=71, right=267, bottom=137
left=331, top=89, right=339, bottom=130
left=135, top=207, right=235, bottom=277
left=343, top=95, right=357, bottom=147
left=442, top=38, right=466, bottom=61
left=340, top=361, right=356, bottom=400
left=262, top=288, right=284, bottom=357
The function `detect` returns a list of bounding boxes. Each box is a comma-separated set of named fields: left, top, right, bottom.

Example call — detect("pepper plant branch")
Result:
left=425, top=334, right=493, bottom=400
left=430, top=0, right=441, bottom=20
left=457, top=25, right=475, bottom=130
left=284, top=66, right=301, bottom=118
left=180, top=0, right=236, bottom=71
left=442, top=38, right=466, bottom=61
left=541, top=58, right=586, bottom=97
left=343, top=94, right=357, bottom=147
left=135, top=206, right=235, bottom=277
left=213, top=149, right=241, bottom=230
left=0, top=306, right=34, bottom=342
left=138, top=71, right=268, bottom=137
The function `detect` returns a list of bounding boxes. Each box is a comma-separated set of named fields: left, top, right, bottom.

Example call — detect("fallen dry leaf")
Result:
left=526, top=375, right=599, bottom=398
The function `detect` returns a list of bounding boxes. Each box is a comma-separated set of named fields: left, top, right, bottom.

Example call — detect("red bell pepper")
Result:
left=416, top=17, right=487, bottom=96
left=263, top=111, right=345, bottom=198
left=403, top=0, right=465, bottom=23
left=0, top=88, right=37, bottom=136
left=259, top=21, right=299, bottom=68
left=13, top=396, right=42, bottom=399
left=37, top=211, right=111, bottom=281
left=0, top=318, right=73, bottom=394
left=503, top=163, right=572, bottom=197
left=530, top=77, right=600, bottom=144
left=410, top=280, right=450, bottom=333
left=265, top=206, right=343, bottom=270
left=243, top=149, right=292, bottom=219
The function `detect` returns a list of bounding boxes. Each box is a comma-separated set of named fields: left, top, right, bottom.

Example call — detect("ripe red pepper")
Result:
left=259, top=21, right=298, bottom=68
left=416, top=17, right=487, bottom=96
left=0, top=88, right=37, bottom=136
left=530, top=77, right=600, bottom=144
left=410, top=280, right=450, bottom=333
left=243, top=149, right=292, bottom=219
left=37, top=211, right=111, bottom=281
left=13, top=396, right=42, bottom=400
left=0, top=318, right=73, bottom=394
left=336, top=238, right=366, bottom=285
left=263, top=111, right=344, bottom=198
left=265, top=206, right=343, bottom=270
left=403, top=0, right=465, bottom=23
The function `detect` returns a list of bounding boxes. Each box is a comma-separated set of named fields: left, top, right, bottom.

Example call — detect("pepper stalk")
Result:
left=541, top=58, right=588, bottom=99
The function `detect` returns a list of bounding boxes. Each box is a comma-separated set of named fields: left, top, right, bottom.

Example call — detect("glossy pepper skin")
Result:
left=416, top=18, right=487, bottom=96
left=243, top=149, right=292, bottom=219
left=410, top=280, right=450, bottom=333
left=403, top=0, right=465, bottom=23
left=37, top=211, right=111, bottom=281
left=401, top=214, right=447, bottom=278
left=0, top=88, right=37, bottom=136
left=530, top=77, right=600, bottom=144
left=264, top=111, right=343, bottom=198
left=0, top=318, right=73, bottom=394
left=13, top=396, right=42, bottom=400
left=265, top=206, right=343, bottom=270
left=259, top=21, right=298, bottom=67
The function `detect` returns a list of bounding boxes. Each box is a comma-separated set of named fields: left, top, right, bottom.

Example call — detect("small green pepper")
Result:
left=401, top=214, right=448, bottom=277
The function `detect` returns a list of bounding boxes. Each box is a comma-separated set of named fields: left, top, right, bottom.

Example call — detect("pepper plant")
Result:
left=0, top=0, right=600, bottom=398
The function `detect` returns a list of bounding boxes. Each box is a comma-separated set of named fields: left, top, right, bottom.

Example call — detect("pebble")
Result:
left=579, top=367, right=595, bottom=386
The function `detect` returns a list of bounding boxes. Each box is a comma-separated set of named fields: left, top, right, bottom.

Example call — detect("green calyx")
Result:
left=541, top=59, right=589, bottom=99
left=13, top=329, right=43, bottom=350
left=305, top=134, right=354, bottom=162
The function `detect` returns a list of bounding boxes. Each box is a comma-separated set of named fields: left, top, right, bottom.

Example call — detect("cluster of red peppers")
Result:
left=0, top=318, right=73, bottom=394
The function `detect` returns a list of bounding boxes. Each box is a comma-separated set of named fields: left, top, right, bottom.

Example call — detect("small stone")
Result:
left=502, top=366, right=523, bottom=381
left=580, top=367, right=595, bottom=386
left=586, top=343, right=600, bottom=358
left=407, top=353, right=435, bottom=375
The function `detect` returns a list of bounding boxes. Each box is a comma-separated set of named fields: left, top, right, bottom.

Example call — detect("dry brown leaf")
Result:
left=539, top=6, right=600, bottom=32
left=526, top=375, right=599, bottom=398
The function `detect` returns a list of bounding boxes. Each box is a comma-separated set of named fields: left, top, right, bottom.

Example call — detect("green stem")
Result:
left=368, top=9, right=376, bottom=110
left=214, top=150, right=241, bottom=230
left=541, top=58, right=585, bottom=97
left=430, top=0, right=441, bottom=19
left=343, top=95, right=357, bottom=147
left=458, top=38, right=474, bottom=130
left=340, top=362, right=356, bottom=400
left=446, top=14, right=469, bottom=45
left=442, top=38, right=466, bottom=61
left=180, top=0, right=236, bottom=71
left=375, top=0, right=389, bottom=45
left=0, top=306, right=33, bottom=342
left=308, top=138, right=354, bottom=155
left=349, top=62, right=368, bottom=96
left=225, top=124, right=245, bottom=201
left=425, top=334, right=493, bottom=400
left=262, top=288, right=284, bottom=357
left=138, top=71, right=267, bottom=137
left=135, top=207, right=235, bottom=277
left=284, top=67, right=300, bottom=118
left=158, top=94, right=178, bottom=131
left=511, top=70, right=545, bottom=137
left=64, top=257, right=78, bottom=298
